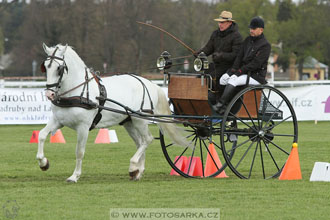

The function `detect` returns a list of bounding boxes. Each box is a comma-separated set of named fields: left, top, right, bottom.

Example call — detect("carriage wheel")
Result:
left=220, top=85, right=298, bottom=179
left=160, top=121, right=235, bottom=178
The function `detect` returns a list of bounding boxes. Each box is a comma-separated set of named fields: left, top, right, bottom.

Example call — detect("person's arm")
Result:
left=198, top=31, right=216, bottom=56
left=238, top=43, right=271, bottom=75
left=230, top=41, right=245, bottom=71
left=221, top=32, right=243, bottom=62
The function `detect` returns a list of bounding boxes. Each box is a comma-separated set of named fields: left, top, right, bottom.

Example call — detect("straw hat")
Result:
left=214, top=11, right=235, bottom=22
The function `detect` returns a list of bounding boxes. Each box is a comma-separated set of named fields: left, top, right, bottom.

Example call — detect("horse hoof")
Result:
left=40, top=159, right=49, bottom=171
left=129, top=170, right=139, bottom=180
left=66, top=179, right=77, bottom=183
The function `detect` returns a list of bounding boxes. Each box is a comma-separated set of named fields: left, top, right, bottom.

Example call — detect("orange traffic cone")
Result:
left=184, top=156, right=203, bottom=177
left=95, top=128, right=110, bottom=143
left=29, top=130, right=40, bottom=143
left=279, top=143, right=302, bottom=180
left=50, top=129, right=66, bottom=143
left=204, top=143, right=228, bottom=178
left=170, top=156, right=188, bottom=176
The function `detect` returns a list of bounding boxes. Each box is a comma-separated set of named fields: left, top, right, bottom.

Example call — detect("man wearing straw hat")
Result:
left=196, top=11, right=243, bottom=108
left=213, top=16, right=271, bottom=114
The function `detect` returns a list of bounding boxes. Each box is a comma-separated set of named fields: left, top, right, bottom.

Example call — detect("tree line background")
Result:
left=1, top=0, right=330, bottom=79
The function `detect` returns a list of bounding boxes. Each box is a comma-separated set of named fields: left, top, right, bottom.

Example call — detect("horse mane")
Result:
left=55, top=44, right=87, bottom=68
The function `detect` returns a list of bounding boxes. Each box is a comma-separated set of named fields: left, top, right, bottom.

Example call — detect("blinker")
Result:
left=41, top=62, right=46, bottom=73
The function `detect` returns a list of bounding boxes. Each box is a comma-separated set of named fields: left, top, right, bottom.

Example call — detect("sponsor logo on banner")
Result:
left=322, top=96, right=330, bottom=113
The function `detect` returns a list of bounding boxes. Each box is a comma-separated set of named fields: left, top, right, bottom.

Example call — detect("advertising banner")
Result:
left=278, top=85, right=330, bottom=121
left=0, top=85, right=330, bottom=124
left=0, top=88, right=52, bottom=124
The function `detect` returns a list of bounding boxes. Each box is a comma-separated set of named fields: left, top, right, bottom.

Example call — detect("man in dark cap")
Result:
left=212, top=16, right=271, bottom=114
left=196, top=11, right=243, bottom=108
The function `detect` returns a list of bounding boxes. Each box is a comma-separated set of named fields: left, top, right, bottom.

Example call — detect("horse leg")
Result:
left=66, top=126, right=89, bottom=183
left=36, top=117, right=62, bottom=171
left=124, top=120, right=153, bottom=180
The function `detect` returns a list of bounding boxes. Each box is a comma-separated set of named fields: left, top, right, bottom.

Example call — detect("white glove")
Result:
left=219, top=73, right=230, bottom=85
left=229, top=74, right=238, bottom=81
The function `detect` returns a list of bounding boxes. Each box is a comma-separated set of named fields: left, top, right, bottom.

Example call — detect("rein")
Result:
left=42, top=48, right=107, bottom=130
left=57, top=71, right=97, bottom=98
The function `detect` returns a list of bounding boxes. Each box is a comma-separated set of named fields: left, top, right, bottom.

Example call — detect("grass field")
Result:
left=0, top=121, right=330, bottom=220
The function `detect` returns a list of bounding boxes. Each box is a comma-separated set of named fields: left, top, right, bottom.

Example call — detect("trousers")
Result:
left=219, top=73, right=260, bottom=87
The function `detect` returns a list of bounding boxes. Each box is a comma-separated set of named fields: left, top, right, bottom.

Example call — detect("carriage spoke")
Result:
left=260, top=89, right=271, bottom=129
left=259, top=140, right=265, bottom=179
left=212, top=140, right=232, bottom=158
left=186, top=137, right=198, bottom=175
left=234, top=141, right=255, bottom=169
left=266, top=115, right=293, bottom=130
left=202, top=140, right=220, bottom=171
left=264, top=99, right=284, bottom=126
left=248, top=141, right=259, bottom=178
left=263, top=136, right=290, bottom=155
left=223, top=130, right=255, bottom=136
left=253, top=89, right=261, bottom=129
left=165, top=143, right=174, bottom=148
left=228, top=112, right=258, bottom=133
left=211, top=140, right=222, bottom=151
left=262, top=139, right=280, bottom=172
left=199, top=138, right=205, bottom=177
left=226, top=134, right=258, bottom=155
left=272, top=133, right=295, bottom=137
left=173, top=147, right=189, bottom=165
left=234, top=97, right=258, bottom=129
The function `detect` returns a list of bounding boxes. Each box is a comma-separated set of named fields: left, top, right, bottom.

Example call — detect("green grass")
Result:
left=0, top=122, right=330, bottom=220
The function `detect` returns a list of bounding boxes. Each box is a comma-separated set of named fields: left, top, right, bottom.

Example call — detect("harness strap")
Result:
left=47, top=47, right=59, bottom=68
left=245, top=72, right=251, bottom=86
left=52, top=96, right=97, bottom=109
left=128, top=74, right=154, bottom=113
left=89, top=71, right=107, bottom=130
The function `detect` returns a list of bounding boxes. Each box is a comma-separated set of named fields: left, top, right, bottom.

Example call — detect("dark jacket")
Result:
left=232, top=33, right=271, bottom=84
left=200, top=23, right=243, bottom=76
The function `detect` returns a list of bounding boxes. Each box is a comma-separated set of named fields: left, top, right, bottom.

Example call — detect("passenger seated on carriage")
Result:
left=212, top=16, right=271, bottom=115
left=195, top=11, right=243, bottom=108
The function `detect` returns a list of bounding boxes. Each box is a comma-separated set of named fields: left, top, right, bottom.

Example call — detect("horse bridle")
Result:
left=41, top=46, right=100, bottom=102
left=41, top=47, right=68, bottom=93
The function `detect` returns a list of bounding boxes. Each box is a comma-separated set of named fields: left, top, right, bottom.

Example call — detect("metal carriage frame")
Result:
left=158, top=70, right=298, bottom=179
left=97, top=70, right=298, bottom=179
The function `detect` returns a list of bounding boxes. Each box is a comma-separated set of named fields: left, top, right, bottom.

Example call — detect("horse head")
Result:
left=41, top=43, right=68, bottom=101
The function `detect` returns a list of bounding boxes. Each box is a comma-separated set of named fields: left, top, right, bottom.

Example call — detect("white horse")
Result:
left=37, top=43, right=188, bottom=182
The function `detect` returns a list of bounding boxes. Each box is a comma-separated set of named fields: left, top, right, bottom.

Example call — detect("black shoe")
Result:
left=212, top=101, right=226, bottom=114
left=213, top=84, right=237, bottom=114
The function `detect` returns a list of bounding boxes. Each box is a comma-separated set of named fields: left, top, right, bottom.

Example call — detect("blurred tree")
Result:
left=0, top=28, right=4, bottom=55
left=276, top=0, right=293, bottom=22
left=1, top=0, right=330, bottom=79
left=277, top=0, right=326, bottom=79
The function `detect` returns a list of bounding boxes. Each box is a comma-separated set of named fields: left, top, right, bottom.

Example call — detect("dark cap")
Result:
left=249, top=17, right=264, bottom=29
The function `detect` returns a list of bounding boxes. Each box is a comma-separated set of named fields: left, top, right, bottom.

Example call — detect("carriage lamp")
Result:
left=193, top=52, right=209, bottom=72
left=156, top=51, right=172, bottom=70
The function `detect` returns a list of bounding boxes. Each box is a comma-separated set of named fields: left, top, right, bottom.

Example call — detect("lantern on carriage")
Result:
left=194, top=52, right=209, bottom=86
left=156, top=51, right=172, bottom=70
left=157, top=51, right=172, bottom=86
left=193, top=52, right=209, bottom=72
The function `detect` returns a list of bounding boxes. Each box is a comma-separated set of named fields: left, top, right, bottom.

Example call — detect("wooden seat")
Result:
left=168, top=75, right=211, bottom=116
left=168, top=74, right=262, bottom=119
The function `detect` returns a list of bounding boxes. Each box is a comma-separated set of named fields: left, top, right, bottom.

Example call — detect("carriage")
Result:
left=38, top=44, right=298, bottom=182
left=155, top=51, right=298, bottom=179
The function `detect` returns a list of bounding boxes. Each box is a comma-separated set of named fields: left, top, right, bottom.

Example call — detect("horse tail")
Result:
left=154, top=86, right=191, bottom=148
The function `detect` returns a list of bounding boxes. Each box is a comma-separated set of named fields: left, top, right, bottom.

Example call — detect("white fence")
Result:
left=1, top=79, right=330, bottom=124
left=2, top=79, right=330, bottom=88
